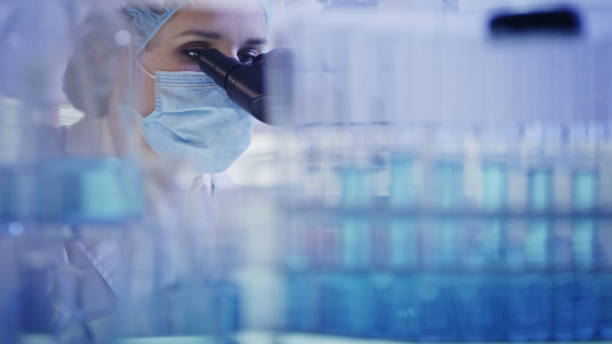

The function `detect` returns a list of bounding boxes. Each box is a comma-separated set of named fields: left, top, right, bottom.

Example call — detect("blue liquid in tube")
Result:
left=416, top=275, right=456, bottom=342
left=456, top=161, right=505, bottom=341
left=35, top=158, right=144, bottom=223
left=388, top=218, right=418, bottom=269
left=553, top=274, right=575, bottom=341
left=455, top=275, right=504, bottom=342
left=571, top=170, right=599, bottom=340
left=341, top=216, right=371, bottom=269
left=552, top=223, right=574, bottom=340
left=456, top=222, right=503, bottom=341
left=528, top=169, right=553, bottom=212
left=434, top=219, right=460, bottom=270
left=340, top=167, right=372, bottom=269
left=389, top=156, right=416, bottom=208
left=285, top=273, right=320, bottom=333
left=482, top=163, right=508, bottom=211
left=434, top=162, right=463, bottom=210
left=525, top=219, right=549, bottom=269
left=341, top=167, right=371, bottom=208
left=573, top=171, right=598, bottom=212
left=369, top=274, right=394, bottom=338
left=320, top=274, right=374, bottom=337
left=507, top=275, right=552, bottom=341
left=388, top=277, right=418, bottom=341
left=601, top=274, right=612, bottom=339
left=389, top=156, right=418, bottom=269
left=573, top=271, right=599, bottom=341
left=0, top=167, right=17, bottom=221
left=507, top=169, right=553, bottom=341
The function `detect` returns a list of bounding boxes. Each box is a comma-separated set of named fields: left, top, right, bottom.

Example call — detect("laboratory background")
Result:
left=1, top=0, right=612, bottom=343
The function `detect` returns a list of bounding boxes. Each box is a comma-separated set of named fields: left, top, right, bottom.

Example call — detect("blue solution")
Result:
left=601, top=274, right=612, bottom=339
left=507, top=275, right=552, bottom=341
left=482, top=163, right=508, bottom=211
left=571, top=171, right=599, bottom=340
left=320, top=274, right=374, bottom=337
left=454, top=275, right=505, bottom=342
left=505, top=168, right=553, bottom=341
left=525, top=219, right=549, bottom=270
left=456, top=221, right=503, bottom=341
left=434, top=161, right=463, bottom=210
left=0, top=287, right=20, bottom=344
left=144, top=278, right=241, bottom=338
left=388, top=218, right=418, bottom=269
left=340, top=216, right=371, bottom=269
left=339, top=167, right=372, bottom=269
left=552, top=223, right=574, bottom=341
left=369, top=274, right=394, bottom=338
left=451, top=162, right=506, bottom=341
left=388, top=277, right=418, bottom=341
left=528, top=169, right=553, bottom=212
left=24, top=158, right=144, bottom=224
left=416, top=275, right=456, bottom=342
left=463, top=219, right=503, bottom=271
left=0, top=167, right=17, bottom=222
left=340, top=167, right=371, bottom=208
left=430, top=219, right=460, bottom=270
left=553, top=275, right=575, bottom=341
left=572, top=220, right=598, bottom=340
left=206, top=279, right=242, bottom=335
left=573, top=171, right=598, bottom=212
left=285, top=273, right=320, bottom=333
left=573, top=273, right=599, bottom=340
left=389, top=156, right=416, bottom=208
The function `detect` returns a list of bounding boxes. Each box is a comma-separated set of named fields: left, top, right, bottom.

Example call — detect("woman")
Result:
left=65, top=0, right=268, bottom=183
left=57, top=0, right=269, bottom=340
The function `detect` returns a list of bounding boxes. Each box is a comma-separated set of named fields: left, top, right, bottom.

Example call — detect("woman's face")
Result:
left=138, top=0, right=267, bottom=116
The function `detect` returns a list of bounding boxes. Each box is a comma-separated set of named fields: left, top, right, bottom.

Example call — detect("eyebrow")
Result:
left=245, top=38, right=268, bottom=45
left=176, top=30, right=267, bottom=46
left=175, top=30, right=222, bottom=39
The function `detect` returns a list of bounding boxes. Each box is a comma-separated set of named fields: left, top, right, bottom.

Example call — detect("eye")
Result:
left=183, top=49, right=201, bottom=60
left=178, top=41, right=212, bottom=60
left=238, top=48, right=261, bottom=64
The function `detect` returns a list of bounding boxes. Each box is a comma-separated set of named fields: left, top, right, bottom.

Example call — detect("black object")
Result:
left=490, top=7, right=582, bottom=37
left=194, top=49, right=275, bottom=123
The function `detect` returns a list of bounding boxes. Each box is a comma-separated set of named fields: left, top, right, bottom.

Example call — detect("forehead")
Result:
left=163, top=0, right=267, bottom=39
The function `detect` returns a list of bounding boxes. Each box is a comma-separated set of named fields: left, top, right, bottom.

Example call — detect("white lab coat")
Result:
left=51, top=170, right=234, bottom=341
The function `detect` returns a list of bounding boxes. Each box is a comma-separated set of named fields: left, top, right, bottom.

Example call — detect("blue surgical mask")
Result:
left=141, top=70, right=254, bottom=173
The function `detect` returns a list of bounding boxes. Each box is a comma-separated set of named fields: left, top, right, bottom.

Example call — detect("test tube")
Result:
left=528, top=169, right=553, bottom=212
left=571, top=170, right=599, bottom=340
left=417, top=161, right=462, bottom=341
left=415, top=275, right=456, bottom=341
left=434, top=161, right=464, bottom=210
left=482, top=163, right=508, bottom=212
left=506, top=168, right=553, bottom=341
left=285, top=273, right=320, bottom=333
left=320, top=274, right=374, bottom=337
left=600, top=222, right=612, bottom=339
left=340, top=167, right=372, bottom=269
left=389, top=155, right=417, bottom=208
left=421, top=161, right=463, bottom=270
left=388, top=154, right=419, bottom=270
left=388, top=219, right=419, bottom=269
left=551, top=220, right=574, bottom=341
left=454, top=162, right=505, bottom=341
left=387, top=277, right=418, bottom=341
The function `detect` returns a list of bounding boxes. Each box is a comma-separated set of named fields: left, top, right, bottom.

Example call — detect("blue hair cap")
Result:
left=125, top=1, right=270, bottom=54
left=124, top=4, right=186, bottom=53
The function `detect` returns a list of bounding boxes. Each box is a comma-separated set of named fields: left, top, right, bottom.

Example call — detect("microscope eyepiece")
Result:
left=191, top=49, right=268, bottom=123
